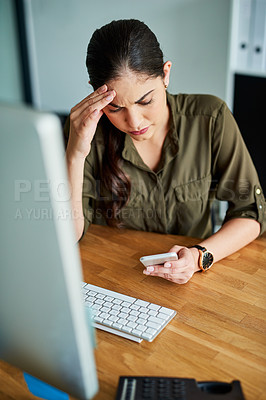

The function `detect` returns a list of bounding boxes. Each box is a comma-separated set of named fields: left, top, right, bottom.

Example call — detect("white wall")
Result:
left=0, top=0, right=24, bottom=104
left=1, top=0, right=231, bottom=113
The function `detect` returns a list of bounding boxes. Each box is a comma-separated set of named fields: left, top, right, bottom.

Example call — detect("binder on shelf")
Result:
left=236, top=0, right=252, bottom=70
left=249, top=0, right=266, bottom=72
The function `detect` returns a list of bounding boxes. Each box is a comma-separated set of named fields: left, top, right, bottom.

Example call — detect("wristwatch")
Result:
left=191, top=245, right=214, bottom=271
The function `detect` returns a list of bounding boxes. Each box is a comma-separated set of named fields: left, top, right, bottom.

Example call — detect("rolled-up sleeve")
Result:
left=212, top=103, right=265, bottom=234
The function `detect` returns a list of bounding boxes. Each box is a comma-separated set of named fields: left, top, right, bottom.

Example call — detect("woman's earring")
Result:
left=165, top=84, right=168, bottom=89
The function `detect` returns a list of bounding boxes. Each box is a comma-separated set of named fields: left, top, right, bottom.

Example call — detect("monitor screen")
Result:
left=0, top=103, right=98, bottom=400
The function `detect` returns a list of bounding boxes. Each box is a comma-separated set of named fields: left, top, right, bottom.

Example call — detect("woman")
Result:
left=65, top=19, right=265, bottom=284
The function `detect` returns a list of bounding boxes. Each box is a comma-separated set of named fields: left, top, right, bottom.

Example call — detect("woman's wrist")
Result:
left=190, top=247, right=201, bottom=272
left=66, top=147, right=87, bottom=165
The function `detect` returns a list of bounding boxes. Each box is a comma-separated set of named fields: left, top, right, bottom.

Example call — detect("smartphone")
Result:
left=140, top=252, right=178, bottom=267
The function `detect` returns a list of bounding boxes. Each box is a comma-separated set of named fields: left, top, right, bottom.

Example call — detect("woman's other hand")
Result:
left=143, top=245, right=201, bottom=284
left=66, top=84, right=116, bottom=160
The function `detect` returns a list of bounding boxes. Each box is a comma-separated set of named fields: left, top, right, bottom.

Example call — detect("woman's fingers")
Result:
left=71, top=85, right=111, bottom=115
left=76, top=90, right=115, bottom=125
left=142, top=246, right=198, bottom=284
left=71, top=84, right=108, bottom=112
left=143, top=266, right=193, bottom=284
left=71, top=89, right=115, bottom=122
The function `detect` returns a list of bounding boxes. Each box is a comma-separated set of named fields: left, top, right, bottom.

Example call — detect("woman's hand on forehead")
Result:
left=67, top=85, right=116, bottom=159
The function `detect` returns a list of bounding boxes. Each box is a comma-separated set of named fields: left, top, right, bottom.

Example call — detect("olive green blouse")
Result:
left=67, top=92, right=265, bottom=239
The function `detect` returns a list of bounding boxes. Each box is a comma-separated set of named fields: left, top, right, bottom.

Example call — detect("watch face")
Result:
left=202, top=252, right=214, bottom=270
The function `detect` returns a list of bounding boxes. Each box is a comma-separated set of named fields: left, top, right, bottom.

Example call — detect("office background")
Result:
left=1, top=0, right=265, bottom=198
left=1, top=0, right=232, bottom=111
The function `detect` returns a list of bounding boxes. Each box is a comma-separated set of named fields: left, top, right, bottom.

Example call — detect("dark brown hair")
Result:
left=86, top=19, right=164, bottom=226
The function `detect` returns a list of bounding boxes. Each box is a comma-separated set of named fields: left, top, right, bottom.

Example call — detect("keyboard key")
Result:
left=148, top=316, right=164, bottom=325
left=139, top=313, right=149, bottom=320
left=113, top=304, right=122, bottom=311
left=109, top=310, right=119, bottom=316
left=104, top=302, right=113, bottom=308
left=141, top=332, right=154, bottom=340
left=96, top=293, right=105, bottom=299
left=91, top=304, right=101, bottom=311
left=101, top=306, right=111, bottom=313
left=109, top=315, right=119, bottom=322
left=118, top=318, right=128, bottom=325
left=136, top=318, right=146, bottom=325
left=130, top=304, right=140, bottom=311
left=157, top=312, right=172, bottom=320
left=88, top=290, right=97, bottom=296
left=148, top=310, right=157, bottom=316
left=139, top=307, right=149, bottom=313
left=146, top=328, right=157, bottom=335
left=95, top=299, right=104, bottom=305
left=113, top=323, right=123, bottom=329
left=104, top=296, right=114, bottom=302
left=99, top=312, right=109, bottom=319
left=103, top=319, right=113, bottom=327
left=132, top=329, right=144, bottom=336
left=118, top=312, right=128, bottom=319
left=87, top=296, right=97, bottom=302
left=127, top=321, right=137, bottom=329
left=127, top=315, right=137, bottom=322
left=121, top=307, right=131, bottom=314
left=130, top=310, right=139, bottom=317
left=148, top=303, right=160, bottom=311
left=136, top=325, right=146, bottom=332
left=160, top=307, right=175, bottom=315
left=122, top=301, right=131, bottom=307
left=122, top=326, right=132, bottom=333
left=93, top=316, right=103, bottom=323
left=146, top=321, right=161, bottom=330
left=135, top=299, right=149, bottom=307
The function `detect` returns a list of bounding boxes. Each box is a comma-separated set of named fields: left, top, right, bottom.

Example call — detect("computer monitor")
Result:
left=0, top=103, right=98, bottom=400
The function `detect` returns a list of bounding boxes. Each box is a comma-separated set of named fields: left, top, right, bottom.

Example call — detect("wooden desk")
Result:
left=0, top=225, right=266, bottom=400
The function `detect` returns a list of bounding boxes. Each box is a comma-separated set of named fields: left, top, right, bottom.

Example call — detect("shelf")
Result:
left=231, top=69, right=266, bottom=78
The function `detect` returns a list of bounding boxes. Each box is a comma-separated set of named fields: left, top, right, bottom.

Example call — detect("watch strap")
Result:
left=191, top=244, right=207, bottom=252
left=191, top=245, right=213, bottom=271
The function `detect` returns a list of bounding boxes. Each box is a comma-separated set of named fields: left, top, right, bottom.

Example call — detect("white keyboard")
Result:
left=82, top=282, right=176, bottom=343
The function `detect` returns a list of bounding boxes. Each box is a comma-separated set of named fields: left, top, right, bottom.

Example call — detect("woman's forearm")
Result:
left=198, top=218, right=261, bottom=263
left=143, top=218, right=261, bottom=284
left=65, top=151, right=86, bottom=241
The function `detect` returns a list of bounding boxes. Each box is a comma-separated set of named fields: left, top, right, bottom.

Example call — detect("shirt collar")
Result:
left=166, top=91, right=179, bottom=147
left=122, top=133, right=149, bottom=170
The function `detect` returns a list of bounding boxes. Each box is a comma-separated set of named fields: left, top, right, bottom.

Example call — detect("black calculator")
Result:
left=115, top=376, right=246, bottom=400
